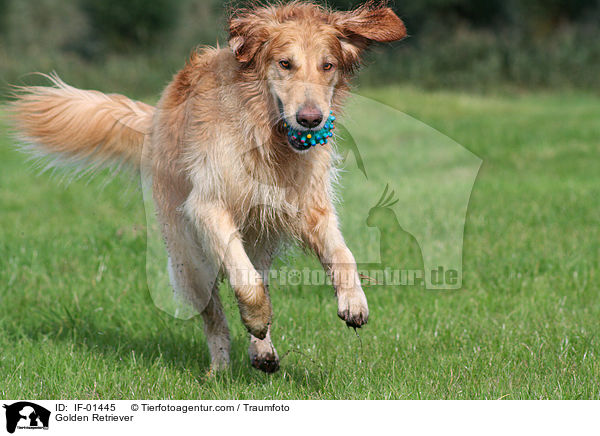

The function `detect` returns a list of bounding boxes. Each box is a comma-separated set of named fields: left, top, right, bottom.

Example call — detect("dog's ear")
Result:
left=228, top=13, right=265, bottom=64
left=333, top=3, right=407, bottom=69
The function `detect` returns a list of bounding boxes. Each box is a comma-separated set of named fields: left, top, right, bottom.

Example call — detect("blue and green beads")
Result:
left=284, top=111, right=336, bottom=147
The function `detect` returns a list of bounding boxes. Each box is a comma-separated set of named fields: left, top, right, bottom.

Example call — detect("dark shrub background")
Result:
left=1, top=0, right=599, bottom=97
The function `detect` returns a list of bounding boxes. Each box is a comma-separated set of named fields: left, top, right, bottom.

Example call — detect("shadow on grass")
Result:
left=2, top=297, right=329, bottom=396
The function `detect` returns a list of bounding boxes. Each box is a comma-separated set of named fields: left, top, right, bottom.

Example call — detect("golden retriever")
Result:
left=10, top=1, right=406, bottom=373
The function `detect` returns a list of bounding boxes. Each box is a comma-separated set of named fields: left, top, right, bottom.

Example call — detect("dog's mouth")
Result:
left=287, top=133, right=313, bottom=151
left=277, top=98, right=335, bottom=152
left=284, top=116, right=335, bottom=151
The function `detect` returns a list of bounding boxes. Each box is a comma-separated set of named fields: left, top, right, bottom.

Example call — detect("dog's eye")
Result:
left=279, top=60, right=291, bottom=70
left=323, top=63, right=334, bottom=71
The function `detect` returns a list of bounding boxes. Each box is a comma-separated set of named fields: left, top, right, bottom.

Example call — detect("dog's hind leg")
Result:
left=165, top=238, right=231, bottom=373
left=161, top=210, right=231, bottom=372
left=248, top=326, right=279, bottom=373
left=201, top=287, right=231, bottom=373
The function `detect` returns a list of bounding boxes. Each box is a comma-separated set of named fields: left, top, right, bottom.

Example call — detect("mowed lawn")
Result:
left=1, top=86, right=599, bottom=399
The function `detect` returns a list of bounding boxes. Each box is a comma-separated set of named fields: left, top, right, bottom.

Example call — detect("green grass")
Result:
left=1, top=86, right=599, bottom=399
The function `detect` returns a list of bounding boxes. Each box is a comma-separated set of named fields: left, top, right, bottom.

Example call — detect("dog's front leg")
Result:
left=302, top=207, right=369, bottom=328
left=185, top=200, right=271, bottom=339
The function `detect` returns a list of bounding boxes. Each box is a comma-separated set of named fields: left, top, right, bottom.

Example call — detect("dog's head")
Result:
left=228, top=1, right=406, bottom=152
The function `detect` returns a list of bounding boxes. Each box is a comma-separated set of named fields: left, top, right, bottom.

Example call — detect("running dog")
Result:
left=10, top=1, right=406, bottom=373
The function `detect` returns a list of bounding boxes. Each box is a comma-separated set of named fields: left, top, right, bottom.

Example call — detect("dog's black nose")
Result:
left=296, top=106, right=323, bottom=129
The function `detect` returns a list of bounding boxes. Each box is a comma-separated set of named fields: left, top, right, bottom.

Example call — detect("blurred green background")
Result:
left=1, top=0, right=599, bottom=96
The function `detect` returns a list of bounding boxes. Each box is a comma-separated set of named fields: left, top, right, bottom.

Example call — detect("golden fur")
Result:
left=10, top=1, right=406, bottom=373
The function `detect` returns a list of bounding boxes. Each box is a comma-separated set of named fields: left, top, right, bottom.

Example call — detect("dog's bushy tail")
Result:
left=9, top=74, right=155, bottom=174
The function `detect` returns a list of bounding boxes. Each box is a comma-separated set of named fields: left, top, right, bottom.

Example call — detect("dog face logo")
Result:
left=3, top=402, right=50, bottom=434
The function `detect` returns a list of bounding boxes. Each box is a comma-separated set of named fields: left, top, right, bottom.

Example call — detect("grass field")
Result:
left=1, top=86, right=599, bottom=399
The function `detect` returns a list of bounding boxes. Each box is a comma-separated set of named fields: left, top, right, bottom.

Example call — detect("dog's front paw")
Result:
left=240, top=303, right=271, bottom=340
left=242, top=317, right=270, bottom=340
left=337, top=291, right=369, bottom=328
left=237, top=283, right=272, bottom=339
